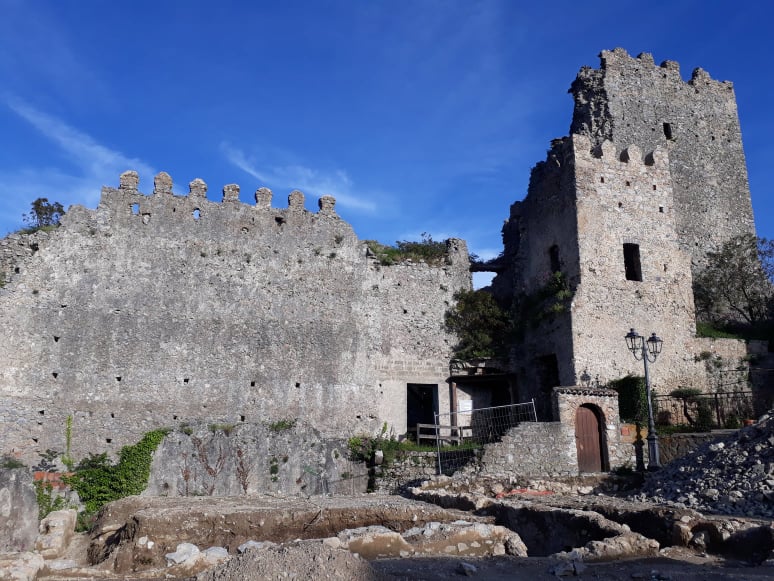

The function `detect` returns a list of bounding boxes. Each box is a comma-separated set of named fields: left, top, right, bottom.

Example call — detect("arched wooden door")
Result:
left=575, top=405, right=602, bottom=472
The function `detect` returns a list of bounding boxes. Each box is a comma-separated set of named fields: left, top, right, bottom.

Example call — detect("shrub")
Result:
left=268, top=418, right=296, bottom=432
left=34, top=481, right=69, bottom=520
left=608, top=375, right=647, bottom=424
left=0, top=455, right=25, bottom=469
left=366, top=233, right=448, bottom=266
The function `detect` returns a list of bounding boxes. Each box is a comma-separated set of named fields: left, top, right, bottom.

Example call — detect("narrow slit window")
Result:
left=623, top=243, right=643, bottom=281
left=663, top=122, right=674, bottom=140
left=549, top=245, right=561, bottom=273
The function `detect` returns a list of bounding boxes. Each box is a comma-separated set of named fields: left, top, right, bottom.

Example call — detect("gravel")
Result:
left=631, top=410, right=774, bottom=518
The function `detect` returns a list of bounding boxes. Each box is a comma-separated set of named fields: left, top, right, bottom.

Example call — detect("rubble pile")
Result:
left=632, top=410, right=774, bottom=518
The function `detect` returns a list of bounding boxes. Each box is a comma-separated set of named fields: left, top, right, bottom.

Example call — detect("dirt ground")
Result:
left=371, top=549, right=774, bottom=580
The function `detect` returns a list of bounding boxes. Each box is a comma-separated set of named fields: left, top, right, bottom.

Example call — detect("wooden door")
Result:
left=576, top=406, right=602, bottom=473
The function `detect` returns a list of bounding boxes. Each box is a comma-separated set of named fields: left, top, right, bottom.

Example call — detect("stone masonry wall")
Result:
left=570, top=48, right=756, bottom=273
left=493, top=139, right=579, bottom=418
left=0, top=171, right=471, bottom=464
left=569, top=134, right=708, bottom=393
left=478, top=422, right=577, bottom=478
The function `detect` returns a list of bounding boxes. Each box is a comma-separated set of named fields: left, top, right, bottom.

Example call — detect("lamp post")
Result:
left=625, top=328, right=663, bottom=470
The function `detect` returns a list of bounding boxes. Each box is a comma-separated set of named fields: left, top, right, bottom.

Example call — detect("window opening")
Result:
left=193, top=209, right=201, bottom=220
left=663, top=123, right=674, bottom=140
left=131, top=203, right=140, bottom=215
left=549, top=245, right=561, bottom=273
left=623, top=243, right=643, bottom=281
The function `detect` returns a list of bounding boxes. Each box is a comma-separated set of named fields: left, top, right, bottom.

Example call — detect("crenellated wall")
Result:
left=0, top=172, right=471, bottom=464
left=570, top=48, right=756, bottom=273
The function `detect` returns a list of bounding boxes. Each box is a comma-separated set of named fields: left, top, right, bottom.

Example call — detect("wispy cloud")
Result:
left=221, top=142, right=378, bottom=213
left=0, top=98, right=154, bottom=234
left=7, top=98, right=153, bottom=178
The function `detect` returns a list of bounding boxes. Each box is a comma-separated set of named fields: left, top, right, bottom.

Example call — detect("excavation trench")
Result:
left=82, top=489, right=774, bottom=577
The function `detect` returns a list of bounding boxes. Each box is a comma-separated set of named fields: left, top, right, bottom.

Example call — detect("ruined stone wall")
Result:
left=493, top=139, right=579, bottom=418
left=0, top=172, right=471, bottom=464
left=570, top=48, right=756, bottom=272
left=145, top=422, right=368, bottom=497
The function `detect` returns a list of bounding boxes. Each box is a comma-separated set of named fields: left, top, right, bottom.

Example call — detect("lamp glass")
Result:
left=647, top=333, right=663, bottom=356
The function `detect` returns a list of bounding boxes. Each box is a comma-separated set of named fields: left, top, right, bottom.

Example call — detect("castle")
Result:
left=0, top=49, right=761, bottom=463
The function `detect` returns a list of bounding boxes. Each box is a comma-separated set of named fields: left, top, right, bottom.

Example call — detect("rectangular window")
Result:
left=549, top=245, right=561, bottom=273
left=623, top=243, right=643, bottom=281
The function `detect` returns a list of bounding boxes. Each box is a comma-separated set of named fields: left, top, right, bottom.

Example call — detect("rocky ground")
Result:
left=631, top=411, right=774, bottom=518
left=6, top=412, right=774, bottom=580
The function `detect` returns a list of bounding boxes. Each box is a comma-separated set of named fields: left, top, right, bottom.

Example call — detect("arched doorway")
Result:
left=575, top=404, right=606, bottom=473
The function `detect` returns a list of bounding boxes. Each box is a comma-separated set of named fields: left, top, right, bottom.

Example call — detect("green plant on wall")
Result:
left=61, top=415, right=74, bottom=471
left=64, top=428, right=169, bottom=528
left=607, top=375, right=647, bottom=424
left=512, top=272, right=573, bottom=338
left=366, top=233, right=448, bottom=266
left=34, top=481, right=70, bottom=520
left=268, top=418, right=296, bottom=432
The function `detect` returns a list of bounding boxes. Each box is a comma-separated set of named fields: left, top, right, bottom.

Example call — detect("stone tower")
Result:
left=570, top=48, right=756, bottom=273
left=492, top=49, right=755, bottom=418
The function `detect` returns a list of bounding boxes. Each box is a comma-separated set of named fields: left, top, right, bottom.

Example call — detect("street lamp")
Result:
left=625, top=328, right=664, bottom=470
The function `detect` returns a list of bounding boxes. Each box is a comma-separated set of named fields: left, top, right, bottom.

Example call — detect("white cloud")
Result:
left=221, top=142, right=377, bottom=213
left=7, top=99, right=153, bottom=178
left=0, top=98, right=154, bottom=235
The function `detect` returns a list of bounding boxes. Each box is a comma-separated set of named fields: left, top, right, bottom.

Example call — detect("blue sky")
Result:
left=1, top=1, right=771, bottom=288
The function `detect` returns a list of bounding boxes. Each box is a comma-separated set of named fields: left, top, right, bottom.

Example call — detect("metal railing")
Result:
left=431, top=400, right=537, bottom=475
left=652, top=390, right=765, bottom=429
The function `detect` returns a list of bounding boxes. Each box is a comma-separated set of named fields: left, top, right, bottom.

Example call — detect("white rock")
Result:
left=165, top=542, right=200, bottom=565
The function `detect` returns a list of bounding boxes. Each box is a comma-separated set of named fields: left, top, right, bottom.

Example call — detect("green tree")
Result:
left=23, top=197, right=65, bottom=230
left=694, top=234, right=773, bottom=326
left=445, top=289, right=510, bottom=360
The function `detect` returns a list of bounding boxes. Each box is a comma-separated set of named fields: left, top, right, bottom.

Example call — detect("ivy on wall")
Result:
left=64, top=429, right=169, bottom=527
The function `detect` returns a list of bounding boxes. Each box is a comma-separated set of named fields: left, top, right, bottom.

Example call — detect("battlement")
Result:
left=573, top=135, right=668, bottom=170
left=596, top=47, right=733, bottom=89
left=113, top=170, right=339, bottom=215
left=526, top=135, right=668, bottom=197
left=60, top=170, right=354, bottom=242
